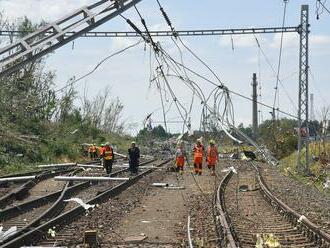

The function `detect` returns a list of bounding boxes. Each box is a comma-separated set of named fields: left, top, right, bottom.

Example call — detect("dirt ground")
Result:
left=109, top=165, right=222, bottom=247
left=45, top=161, right=224, bottom=248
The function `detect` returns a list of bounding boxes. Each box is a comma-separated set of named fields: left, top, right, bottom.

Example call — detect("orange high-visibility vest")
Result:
left=176, top=157, right=185, bottom=166
left=207, top=146, right=218, bottom=165
left=104, top=147, right=113, bottom=160
left=98, top=147, right=105, bottom=155
left=194, top=145, right=204, bottom=159
left=176, top=148, right=185, bottom=166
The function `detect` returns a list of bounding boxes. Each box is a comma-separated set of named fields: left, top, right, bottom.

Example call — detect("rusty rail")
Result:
left=214, top=170, right=238, bottom=248
left=1, top=159, right=169, bottom=247
left=252, top=162, right=330, bottom=247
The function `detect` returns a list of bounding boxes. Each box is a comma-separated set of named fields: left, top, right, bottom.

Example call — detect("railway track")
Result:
left=0, top=159, right=125, bottom=244
left=0, top=159, right=113, bottom=210
left=214, top=161, right=330, bottom=248
left=0, top=159, right=168, bottom=247
left=0, top=168, right=76, bottom=209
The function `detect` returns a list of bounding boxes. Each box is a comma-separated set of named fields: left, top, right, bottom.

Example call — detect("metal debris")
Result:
left=298, top=215, right=307, bottom=223
left=77, top=164, right=103, bottom=169
left=47, top=228, right=56, bottom=237
left=164, top=186, right=185, bottom=190
left=221, top=166, right=237, bottom=174
left=152, top=182, right=184, bottom=189
left=54, top=176, right=129, bottom=181
left=64, top=198, right=95, bottom=210
left=124, top=235, right=147, bottom=243
left=114, top=152, right=127, bottom=158
left=0, top=176, right=36, bottom=182
left=37, top=163, right=76, bottom=168
left=152, top=183, right=169, bottom=187
left=0, top=226, right=17, bottom=242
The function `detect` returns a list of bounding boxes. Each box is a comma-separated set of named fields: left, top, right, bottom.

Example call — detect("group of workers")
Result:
left=175, top=139, right=219, bottom=176
left=86, top=142, right=140, bottom=176
left=86, top=138, right=218, bottom=177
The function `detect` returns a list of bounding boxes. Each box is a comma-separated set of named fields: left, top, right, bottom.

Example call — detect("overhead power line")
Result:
left=316, top=0, right=330, bottom=19
left=55, top=40, right=143, bottom=93
left=273, top=0, right=289, bottom=118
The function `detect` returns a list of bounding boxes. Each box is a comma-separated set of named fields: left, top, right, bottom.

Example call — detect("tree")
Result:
left=237, top=123, right=253, bottom=138
left=320, top=106, right=330, bottom=155
left=0, top=17, right=57, bottom=132
left=137, top=125, right=171, bottom=143
left=258, top=118, right=298, bottom=158
left=81, top=86, right=125, bottom=134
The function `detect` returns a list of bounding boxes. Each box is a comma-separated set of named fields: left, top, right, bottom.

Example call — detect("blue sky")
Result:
left=1, top=0, right=329, bottom=134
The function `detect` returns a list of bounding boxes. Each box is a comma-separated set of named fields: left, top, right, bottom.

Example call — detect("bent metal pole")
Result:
left=54, top=176, right=129, bottom=181
left=0, top=176, right=36, bottom=182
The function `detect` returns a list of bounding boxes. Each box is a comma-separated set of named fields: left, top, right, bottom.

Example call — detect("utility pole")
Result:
left=252, top=73, right=258, bottom=140
left=297, top=5, right=310, bottom=174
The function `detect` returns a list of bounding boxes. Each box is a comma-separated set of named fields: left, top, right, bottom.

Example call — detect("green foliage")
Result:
left=137, top=125, right=171, bottom=144
left=0, top=17, right=130, bottom=174
left=238, top=123, right=253, bottom=138
left=258, top=118, right=298, bottom=159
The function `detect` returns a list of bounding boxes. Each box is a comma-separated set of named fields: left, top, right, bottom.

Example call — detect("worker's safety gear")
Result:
left=176, top=157, right=185, bottom=167
left=193, top=144, right=204, bottom=160
left=193, top=144, right=204, bottom=175
left=104, top=147, right=113, bottom=160
left=98, top=146, right=105, bottom=157
left=175, top=147, right=186, bottom=172
left=207, top=146, right=218, bottom=166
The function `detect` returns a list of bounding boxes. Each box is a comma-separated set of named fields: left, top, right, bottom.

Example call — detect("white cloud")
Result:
left=110, top=37, right=142, bottom=51
left=220, top=34, right=259, bottom=48
left=221, top=32, right=330, bottom=51
left=310, top=35, right=330, bottom=46
left=269, top=32, right=298, bottom=49
left=246, top=56, right=258, bottom=65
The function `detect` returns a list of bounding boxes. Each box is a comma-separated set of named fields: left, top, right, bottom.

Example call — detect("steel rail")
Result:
left=0, top=168, right=84, bottom=245
left=0, top=164, right=134, bottom=245
left=0, top=168, right=75, bottom=209
left=0, top=159, right=155, bottom=226
left=216, top=161, right=330, bottom=247
left=187, top=215, right=194, bottom=248
left=1, top=159, right=171, bottom=248
left=214, top=169, right=238, bottom=248
left=0, top=167, right=128, bottom=222
left=252, top=162, right=330, bottom=247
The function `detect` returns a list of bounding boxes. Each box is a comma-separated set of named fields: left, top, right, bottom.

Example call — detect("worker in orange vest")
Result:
left=88, top=144, right=93, bottom=159
left=102, top=142, right=114, bottom=175
left=98, top=144, right=105, bottom=167
left=175, top=141, right=188, bottom=174
left=207, top=140, right=219, bottom=176
left=89, top=144, right=96, bottom=159
left=92, top=144, right=98, bottom=158
left=193, top=139, right=204, bottom=175
left=98, top=144, right=105, bottom=158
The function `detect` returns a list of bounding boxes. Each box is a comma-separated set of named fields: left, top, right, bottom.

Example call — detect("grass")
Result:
left=0, top=163, right=40, bottom=177
left=279, top=141, right=330, bottom=194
